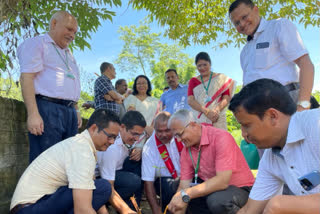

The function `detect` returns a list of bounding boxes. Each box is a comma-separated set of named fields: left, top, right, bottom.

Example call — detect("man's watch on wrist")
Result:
left=181, top=189, right=190, bottom=203
left=297, top=100, right=311, bottom=109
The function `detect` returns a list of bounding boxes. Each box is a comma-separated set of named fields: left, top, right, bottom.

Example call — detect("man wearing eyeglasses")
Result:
left=142, top=112, right=184, bottom=214
left=10, top=109, right=137, bottom=214
left=167, top=109, right=254, bottom=214
left=229, top=0, right=314, bottom=112
left=97, top=110, right=147, bottom=210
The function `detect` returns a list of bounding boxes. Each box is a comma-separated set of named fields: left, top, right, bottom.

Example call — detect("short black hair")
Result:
left=132, top=75, right=152, bottom=96
left=121, top=110, right=147, bottom=130
left=165, top=69, right=178, bottom=76
left=100, top=62, right=112, bottom=74
left=115, top=79, right=126, bottom=89
left=310, top=96, right=320, bottom=109
left=229, top=79, right=297, bottom=119
left=229, top=0, right=254, bottom=14
left=86, top=108, right=121, bottom=130
left=195, top=52, right=211, bottom=65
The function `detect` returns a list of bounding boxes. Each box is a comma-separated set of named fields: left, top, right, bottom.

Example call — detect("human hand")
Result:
left=104, top=94, right=114, bottom=101
left=115, top=99, right=123, bottom=104
left=27, top=112, right=44, bottom=135
left=297, top=105, right=309, bottom=112
left=127, top=105, right=135, bottom=111
left=206, top=108, right=220, bottom=123
left=76, top=111, right=82, bottom=128
left=81, top=102, right=92, bottom=109
left=130, top=148, right=142, bottom=161
left=168, top=191, right=188, bottom=213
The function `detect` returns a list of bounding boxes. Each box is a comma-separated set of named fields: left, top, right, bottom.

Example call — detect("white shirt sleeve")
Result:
left=277, top=18, right=308, bottom=62
left=141, top=137, right=156, bottom=181
left=249, top=150, right=283, bottom=201
left=97, top=146, right=119, bottom=181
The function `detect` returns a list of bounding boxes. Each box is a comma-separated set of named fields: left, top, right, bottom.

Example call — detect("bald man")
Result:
left=19, top=11, right=82, bottom=162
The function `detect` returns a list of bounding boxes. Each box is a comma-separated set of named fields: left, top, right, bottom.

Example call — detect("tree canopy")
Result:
left=0, top=0, right=121, bottom=74
left=131, top=0, right=320, bottom=47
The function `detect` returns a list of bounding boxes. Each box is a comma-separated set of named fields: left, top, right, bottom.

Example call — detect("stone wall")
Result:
left=0, top=97, right=88, bottom=213
left=0, top=97, right=28, bottom=213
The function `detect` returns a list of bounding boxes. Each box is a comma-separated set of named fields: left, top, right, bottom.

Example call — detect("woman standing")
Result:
left=124, top=75, right=159, bottom=134
left=188, top=52, right=234, bottom=130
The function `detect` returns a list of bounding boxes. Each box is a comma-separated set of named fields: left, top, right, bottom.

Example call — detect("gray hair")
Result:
left=49, top=11, right=75, bottom=29
left=168, top=109, right=194, bottom=128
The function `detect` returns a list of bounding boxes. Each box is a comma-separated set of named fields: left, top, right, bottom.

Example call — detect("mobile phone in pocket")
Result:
left=298, top=170, right=320, bottom=191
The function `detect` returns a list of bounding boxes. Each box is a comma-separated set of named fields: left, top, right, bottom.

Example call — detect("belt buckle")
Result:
left=67, top=101, right=74, bottom=107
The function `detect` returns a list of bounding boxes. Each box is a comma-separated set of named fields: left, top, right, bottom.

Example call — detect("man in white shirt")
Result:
left=229, top=0, right=314, bottom=111
left=142, top=112, right=183, bottom=214
left=97, top=110, right=146, bottom=210
left=229, top=79, right=320, bottom=214
left=10, top=109, right=136, bottom=214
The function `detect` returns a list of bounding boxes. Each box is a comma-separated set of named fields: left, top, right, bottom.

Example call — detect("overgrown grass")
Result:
left=230, top=129, right=242, bottom=147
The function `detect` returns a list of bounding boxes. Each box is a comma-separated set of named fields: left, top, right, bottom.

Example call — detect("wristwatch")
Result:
left=297, top=100, right=311, bottom=109
left=181, top=189, right=190, bottom=203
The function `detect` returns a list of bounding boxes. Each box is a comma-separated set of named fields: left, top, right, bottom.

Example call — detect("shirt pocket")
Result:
left=254, top=47, right=270, bottom=69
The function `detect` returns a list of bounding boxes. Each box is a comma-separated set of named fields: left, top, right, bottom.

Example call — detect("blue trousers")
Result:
left=28, top=97, right=78, bottom=162
left=17, top=179, right=112, bottom=214
left=115, top=157, right=142, bottom=210
left=154, top=177, right=180, bottom=211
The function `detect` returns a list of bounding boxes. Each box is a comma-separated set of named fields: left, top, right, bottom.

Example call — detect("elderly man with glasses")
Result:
left=167, top=109, right=255, bottom=214
left=96, top=110, right=147, bottom=210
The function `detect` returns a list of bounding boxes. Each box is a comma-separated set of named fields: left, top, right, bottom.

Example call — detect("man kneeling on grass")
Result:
left=229, top=79, right=320, bottom=214
left=10, top=109, right=136, bottom=214
left=167, top=109, right=254, bottom=214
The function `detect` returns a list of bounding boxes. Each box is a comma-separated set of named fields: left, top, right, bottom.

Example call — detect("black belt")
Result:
left=10, top=203, right=32, bottom=214
left=36, top=95, right=76, bottom=107
left=285, top=82, right=299, bottom=92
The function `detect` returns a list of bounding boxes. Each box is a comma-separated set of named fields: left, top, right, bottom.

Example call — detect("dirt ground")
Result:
left=109, top=200, right=152, bottom=214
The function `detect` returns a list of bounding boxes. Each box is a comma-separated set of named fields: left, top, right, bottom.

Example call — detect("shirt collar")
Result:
left=247, top=18, right=267, bottom=41
left=271, top=113, right=305, bottom=156
left=168, top=83, right=183, bottom=91
left=199, top=124, right=210, bottom=147
left=44, top=33, right=70, bottom=51
left=82, top=129, right=98, bottom=162
left=285, top=113, right=305, bottom=144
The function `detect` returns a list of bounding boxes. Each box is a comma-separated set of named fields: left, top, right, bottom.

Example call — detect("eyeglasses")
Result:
left=128, top=129, right=146, bottom=138
left=233, top=10, right=253, bottom=27
left=174, top=123, right=190, bottom=139
left=101, top=129, right=118, bottom=140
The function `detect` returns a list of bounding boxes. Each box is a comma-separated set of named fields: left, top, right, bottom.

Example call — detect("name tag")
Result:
left=256, top=42, right=269, bottom=49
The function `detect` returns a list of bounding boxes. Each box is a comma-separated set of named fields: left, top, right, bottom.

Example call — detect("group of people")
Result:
left=10, top=0, right=319, bottom=214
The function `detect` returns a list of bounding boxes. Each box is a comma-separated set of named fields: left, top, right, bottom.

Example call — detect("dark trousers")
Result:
left=115, top=157, right=142, bottom=210
left=28, top=97, right=78, bottom=162
left=188, top=185, right=251, bottom=214
left=17, top=179, right=112, bottom=214
left=154, top=177, right=180, bottom=211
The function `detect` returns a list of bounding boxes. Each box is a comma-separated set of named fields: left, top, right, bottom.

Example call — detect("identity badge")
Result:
left=256, top=42, right=270, bottom=49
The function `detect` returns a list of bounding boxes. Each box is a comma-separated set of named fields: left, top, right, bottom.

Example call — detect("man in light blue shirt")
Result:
left=160, top=69, right=190, bottom=114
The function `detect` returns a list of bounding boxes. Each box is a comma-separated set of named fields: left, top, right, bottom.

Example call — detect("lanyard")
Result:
left=188, top=147, right=201, bottom=184
left=200, top=72, right=213, bottom=95
left=52, top=43, right=71, bottom=71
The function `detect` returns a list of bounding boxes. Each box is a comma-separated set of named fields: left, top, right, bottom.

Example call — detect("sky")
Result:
left=73, top=1, right=319, bottom=94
